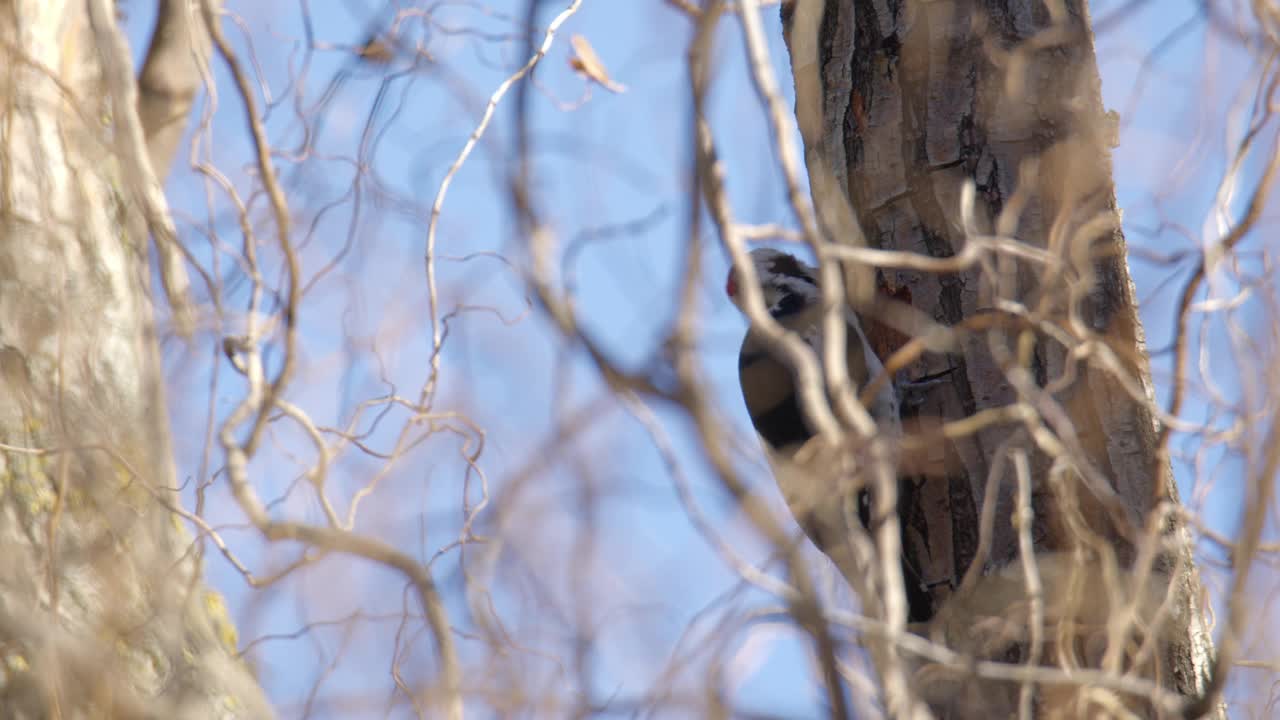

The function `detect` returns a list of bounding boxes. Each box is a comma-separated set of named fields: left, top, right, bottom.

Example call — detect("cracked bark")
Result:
left=784, top=1, right=1219, bottom=717
left=0, top=1, right=269, bottom=717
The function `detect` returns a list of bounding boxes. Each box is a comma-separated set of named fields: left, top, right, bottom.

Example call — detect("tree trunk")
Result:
left=0, top=1, right=269, bottom=716
left=783, top=0, right=1218, bottom=716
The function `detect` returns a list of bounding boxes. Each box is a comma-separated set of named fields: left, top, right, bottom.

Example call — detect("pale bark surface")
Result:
left=0, top=1, right=268, bottom=716
left=785, top=0, right=1217, bottom=716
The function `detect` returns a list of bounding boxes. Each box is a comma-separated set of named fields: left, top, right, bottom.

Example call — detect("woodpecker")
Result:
left=727, top=247, right=934, bottom=623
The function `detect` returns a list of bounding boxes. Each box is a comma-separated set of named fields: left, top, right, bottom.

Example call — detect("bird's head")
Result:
left=725, top=248, right=820, bottom=319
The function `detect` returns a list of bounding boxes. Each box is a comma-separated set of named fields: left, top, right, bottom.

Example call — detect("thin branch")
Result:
left=203, top=0, right=300, bottom=456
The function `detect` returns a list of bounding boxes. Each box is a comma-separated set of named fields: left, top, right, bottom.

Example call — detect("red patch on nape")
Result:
left=725, top=269, right=738, bottom=298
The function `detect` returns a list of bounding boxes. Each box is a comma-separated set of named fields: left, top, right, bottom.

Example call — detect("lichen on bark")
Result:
left=0, top=1, right=269, bottom=716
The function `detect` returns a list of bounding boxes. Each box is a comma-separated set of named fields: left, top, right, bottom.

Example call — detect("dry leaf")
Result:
left=569, top=34, right=626, bottom=94
left=357, top=35, right=395, bottom=65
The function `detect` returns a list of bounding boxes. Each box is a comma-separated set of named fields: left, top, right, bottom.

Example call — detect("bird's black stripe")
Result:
left=773, top=291, right=807, bottom=318
left=752, top=392, right=813, bottom=449
left=764, top=254, right=818, bottom=285
left=738, top=350, right=768, bottom=370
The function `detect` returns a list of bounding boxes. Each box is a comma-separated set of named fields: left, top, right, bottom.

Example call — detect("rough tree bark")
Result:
left=0, top=1, right=269, bottom=716
left=781, top=1, right=1219, bottom=717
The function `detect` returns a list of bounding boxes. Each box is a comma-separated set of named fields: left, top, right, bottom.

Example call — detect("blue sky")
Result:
left=121, top=1, right=1277, bottom=716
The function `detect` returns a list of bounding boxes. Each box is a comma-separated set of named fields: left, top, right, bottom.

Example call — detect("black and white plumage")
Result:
left=727, top=248, right=934, bottom=623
